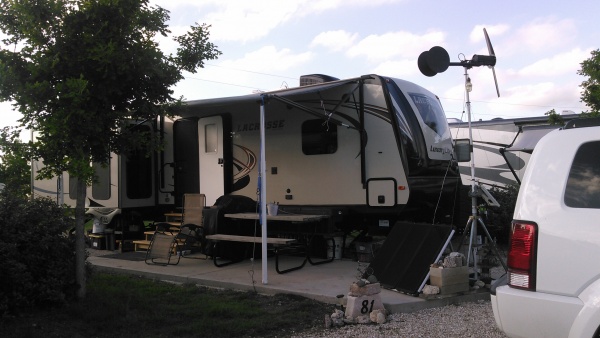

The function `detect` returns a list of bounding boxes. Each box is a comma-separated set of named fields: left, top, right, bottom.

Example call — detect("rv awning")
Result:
left=505, top=125, right=557, bottom=153
left=178, top=76, right=364, bottom=118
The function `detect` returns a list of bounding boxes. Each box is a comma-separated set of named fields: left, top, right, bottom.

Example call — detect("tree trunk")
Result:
left=75, top=177, right=87, bottom=299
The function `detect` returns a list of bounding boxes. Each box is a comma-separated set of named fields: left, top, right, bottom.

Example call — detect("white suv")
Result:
left=491, top=118, right=600, bottom=338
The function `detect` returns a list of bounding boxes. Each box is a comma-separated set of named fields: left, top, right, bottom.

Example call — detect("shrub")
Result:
left=0, top=189, right=79, bottom=316
left=487, top=184, right=520, bottom=244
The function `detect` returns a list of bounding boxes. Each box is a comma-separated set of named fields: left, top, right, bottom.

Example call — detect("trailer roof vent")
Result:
left=299, top=74, right=339, bottom=86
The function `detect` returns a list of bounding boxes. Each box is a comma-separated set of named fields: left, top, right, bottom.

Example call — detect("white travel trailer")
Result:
left=172, top=74, right=460, bottom=233
left=32, top=74, right=461, bottom=235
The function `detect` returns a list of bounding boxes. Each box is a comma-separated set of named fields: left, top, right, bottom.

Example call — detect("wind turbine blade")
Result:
left=491, top=67, right=500, bottom=97
left=484, top=28, right=500, bottom=97
left=484, top=28, right=495, bottom=56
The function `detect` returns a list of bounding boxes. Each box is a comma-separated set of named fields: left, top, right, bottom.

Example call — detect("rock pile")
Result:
left=442, top=252, right=466, bottom=267
left=325, top=276, right=388, bottom=328
left=425, top=252, right=470, bottom=295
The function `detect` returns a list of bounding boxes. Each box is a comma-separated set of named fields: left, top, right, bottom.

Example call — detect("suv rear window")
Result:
left=564, top=141, right=600, bottom=208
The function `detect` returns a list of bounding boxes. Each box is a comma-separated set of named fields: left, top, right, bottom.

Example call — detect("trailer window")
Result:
left=204, top=123, right=218, bottom=153
left=92, top=161, right=110, bottom=200
left=68, top=162, right=111, bottom=201
left=564, top=141, right=600, bottom=208
left=408, top=93, right=449, bottom=137
left=69, top=176, right=77, bottom=199
left=301, top=119, right=338, bottom=155
left=385, top=82, right=420, bottom=163
left=391, top=97, right=418, bottom=157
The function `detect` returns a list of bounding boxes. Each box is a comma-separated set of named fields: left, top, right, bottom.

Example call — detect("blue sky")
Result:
left=1, top=0, right=599, bottom=130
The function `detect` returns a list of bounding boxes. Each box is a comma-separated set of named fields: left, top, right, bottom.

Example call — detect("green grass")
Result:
left=0, top=272, right=332, bottom=338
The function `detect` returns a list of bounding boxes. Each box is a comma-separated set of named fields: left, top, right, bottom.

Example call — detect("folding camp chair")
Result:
left=145, top=223, right=180, bottom=265
left=181, top=193, right=206, bottom=227
left=175, top=224, right=207, bottom=259
left=177, top=194, right=207, bottom=259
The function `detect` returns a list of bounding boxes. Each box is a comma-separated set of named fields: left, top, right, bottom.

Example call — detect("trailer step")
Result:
left=133, top=240, right=151, bottom=251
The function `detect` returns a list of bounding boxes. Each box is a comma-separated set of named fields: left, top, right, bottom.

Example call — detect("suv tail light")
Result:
left=507, top=221, right=537, bottom=290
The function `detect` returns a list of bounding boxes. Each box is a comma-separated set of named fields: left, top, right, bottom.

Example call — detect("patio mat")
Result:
left=100, top=251, right=147, bottom=261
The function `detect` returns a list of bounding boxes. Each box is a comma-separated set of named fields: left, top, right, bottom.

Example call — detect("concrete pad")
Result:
left=87, top=250, right=490, bottom=313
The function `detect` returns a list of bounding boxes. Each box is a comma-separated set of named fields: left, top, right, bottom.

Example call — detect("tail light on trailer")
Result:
left=507, top=221, right=537, bottom=290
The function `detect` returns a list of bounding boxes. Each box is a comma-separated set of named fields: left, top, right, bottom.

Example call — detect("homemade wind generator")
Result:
left=418, top=28, right=507, bottom=279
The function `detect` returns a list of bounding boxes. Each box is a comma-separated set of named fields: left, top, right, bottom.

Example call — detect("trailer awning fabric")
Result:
left=178, top=77, right=363, bottom=118
left=505, top=125, right=557, bottom=153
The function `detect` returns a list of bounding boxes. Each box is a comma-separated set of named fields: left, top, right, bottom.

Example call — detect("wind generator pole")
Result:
left=463, top=67, right=480, bottom=279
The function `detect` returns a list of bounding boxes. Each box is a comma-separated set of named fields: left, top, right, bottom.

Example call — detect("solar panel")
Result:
left=367, top=222, right=454, bottom=296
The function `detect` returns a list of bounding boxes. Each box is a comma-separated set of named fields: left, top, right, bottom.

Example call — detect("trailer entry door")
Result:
left=199, top=116, right=224, bottom=205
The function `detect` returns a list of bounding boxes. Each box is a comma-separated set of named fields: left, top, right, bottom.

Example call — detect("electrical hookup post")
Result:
left=418, top=28, right=507, bottom=280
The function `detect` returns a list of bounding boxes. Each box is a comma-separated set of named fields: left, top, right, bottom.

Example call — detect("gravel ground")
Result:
left=293, top=299, right=508, bottom=338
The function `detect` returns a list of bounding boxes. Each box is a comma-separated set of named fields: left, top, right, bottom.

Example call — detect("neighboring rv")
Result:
left=32, top=74, right=461, bottom=235
left=173, top=74, right=460, bottom=233
left=448, top=115, right=578, bottom=188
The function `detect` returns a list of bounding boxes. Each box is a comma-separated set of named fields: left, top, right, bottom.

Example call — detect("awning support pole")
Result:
left=259, top=96, right=268, bottom=284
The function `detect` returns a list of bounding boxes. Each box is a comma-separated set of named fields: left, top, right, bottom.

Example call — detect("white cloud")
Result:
left=298, top=0, right=404, bottom=12
left=310, top=30, right=358, bottom=52
left=520, top=18, right=576, bottom=51
left=201, top=2, right=303, bottom=43
left=469, top=24, right=510, bottom=44
left=152, top=0, right=406, bottom=43
left=371, top=59, right=420, bottom=78
left=488, top=80, right=585, bottom=115
left=517, top=48, right=592, bottom=77
left=173, top=45, right=314, bottom=100
left=151, top=1, right=304, bottom=43
left=153, top=0, right=404, bottom=11
left=500, top=82, right=556, bottom=106
left=346, top=30, right=446, bottom=63
left=224, top=46, right=313, bottom=73
left=501, top=17, right=577, bottom=56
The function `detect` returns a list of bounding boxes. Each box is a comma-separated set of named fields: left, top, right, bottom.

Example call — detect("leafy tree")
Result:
left=0, top=0, right=221, bottom=298
left=544, top=108, right=564, bottom=125
left=0, top=127, right=31, bottom=198
left=578, top=49, right=600, bottom=118
left=489, top=184, right=519, bottom=245
left=546, top=49, right=600, bottom=124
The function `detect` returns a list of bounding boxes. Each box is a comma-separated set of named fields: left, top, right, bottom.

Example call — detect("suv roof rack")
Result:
left=563, top=117, right=600, bottom=129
